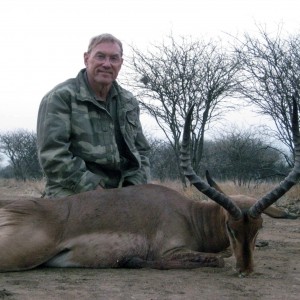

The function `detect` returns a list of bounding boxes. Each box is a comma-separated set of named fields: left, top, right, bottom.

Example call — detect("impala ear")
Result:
left=205, top=170, right=226, bottom=195
left=263, top=206, right=299, bottom=219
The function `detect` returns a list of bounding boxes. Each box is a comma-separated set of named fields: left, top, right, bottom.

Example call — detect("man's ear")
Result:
left=83, top=52, right=89, bottom=66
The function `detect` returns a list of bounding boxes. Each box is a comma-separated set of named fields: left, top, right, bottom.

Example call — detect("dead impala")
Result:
left=0, top=102, right=299, bottom=276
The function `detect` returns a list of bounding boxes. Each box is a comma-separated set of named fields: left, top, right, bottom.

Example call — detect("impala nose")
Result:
left=237, top=266, right=253, bottom=277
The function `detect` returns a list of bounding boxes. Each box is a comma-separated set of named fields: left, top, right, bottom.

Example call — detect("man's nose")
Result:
left=101, top=57, right=112, bottom=66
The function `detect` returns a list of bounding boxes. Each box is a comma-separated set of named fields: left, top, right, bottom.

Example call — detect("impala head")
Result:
left=225, top=212, right=262, bottom=275
left=180, top=99, right=300, bottom=276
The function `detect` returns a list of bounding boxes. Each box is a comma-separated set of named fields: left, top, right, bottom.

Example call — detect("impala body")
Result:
left=0, top=183, right=294, bottom=275
left=0, top=185, right=226, bottom=271
left=0, top=99, right=299, bottom=276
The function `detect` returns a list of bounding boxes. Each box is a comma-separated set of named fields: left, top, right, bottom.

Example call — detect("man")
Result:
left=37, top=33, right=151, bottom=198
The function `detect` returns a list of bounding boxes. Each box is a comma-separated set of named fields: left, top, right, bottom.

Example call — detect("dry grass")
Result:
left=1, top=177, right=298, bottom=202
left=154, top=179, right=299, bottom=199
left=0, top=178, right=299, bottom=214
left=0, top=178, right=45, bottom=199
left=154, top=179, right=300, bottom=215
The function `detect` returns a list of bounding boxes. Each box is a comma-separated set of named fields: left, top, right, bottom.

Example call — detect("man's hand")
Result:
left=95, top=185, right=104, bottom=191
left=122, top=181, right=134, bottom=187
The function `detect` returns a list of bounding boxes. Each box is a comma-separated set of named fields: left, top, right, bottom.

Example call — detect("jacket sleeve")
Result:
left=123, top=106, right=151, bottom=185
left=37, top=91, right=102, bottom=194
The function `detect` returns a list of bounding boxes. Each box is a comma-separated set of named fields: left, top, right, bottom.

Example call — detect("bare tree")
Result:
left=202, top=126, right=287, bottom=186
left=234, top=27, right=300, bottom=164
left=0, top=130, right=43, bottom=180
left=147, top=137, right=178, bottom=181
left=125, top=34, right=240, bottom=184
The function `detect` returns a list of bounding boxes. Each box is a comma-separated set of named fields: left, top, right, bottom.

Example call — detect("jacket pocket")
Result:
left=125, top=109, right=138, bottom=137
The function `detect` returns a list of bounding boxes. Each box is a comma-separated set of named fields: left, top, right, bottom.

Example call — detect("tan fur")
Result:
left=0, top=183, right=295, bottom=274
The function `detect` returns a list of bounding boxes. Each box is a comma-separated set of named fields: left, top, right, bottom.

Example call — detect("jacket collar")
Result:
left=74, top=69, right=133, bottom=112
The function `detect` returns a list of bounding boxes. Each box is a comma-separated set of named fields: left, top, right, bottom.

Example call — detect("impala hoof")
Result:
left=255, top=240, right=269, bottom=248
left=203, top=256, right=225, bottom=268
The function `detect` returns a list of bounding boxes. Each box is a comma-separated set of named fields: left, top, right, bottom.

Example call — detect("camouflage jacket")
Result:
left=37, top=69, right=151, bottom=198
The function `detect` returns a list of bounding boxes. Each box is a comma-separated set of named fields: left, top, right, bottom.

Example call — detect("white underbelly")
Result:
left=45, top=232, right=150, bottom=268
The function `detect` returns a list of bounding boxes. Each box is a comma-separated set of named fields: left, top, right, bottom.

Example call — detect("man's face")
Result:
left=84, top=41, right=123, bottom=87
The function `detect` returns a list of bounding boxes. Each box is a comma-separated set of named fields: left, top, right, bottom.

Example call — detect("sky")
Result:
left=0, top=0, right=299, bottom=136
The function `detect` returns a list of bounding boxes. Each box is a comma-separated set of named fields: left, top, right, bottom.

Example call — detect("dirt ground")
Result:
left=0, top=183, right=299, bottom=300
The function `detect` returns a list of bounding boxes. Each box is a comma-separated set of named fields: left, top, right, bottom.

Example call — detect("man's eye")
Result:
left=97, top=55, right=105, bottom=60
left=110, top=56, right=121, bottom=63
left=95, top=54, right=121, bottom=64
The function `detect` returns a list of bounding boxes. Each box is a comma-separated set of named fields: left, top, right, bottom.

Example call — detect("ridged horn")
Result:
left=180, top=104, right=242, bottom=219
left=249, top=97, right=300, bottom=218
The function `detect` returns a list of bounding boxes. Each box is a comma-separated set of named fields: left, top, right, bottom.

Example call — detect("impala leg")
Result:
left=118, top=252, right=224, bottom=270
left=0, top=214, right=57, bottom=272
left=167, top=250, right=225, bottom=267
left=0, top=200, right=16, bottom=208
left=119, top=249, right=226, bottom=270
left=0, top=229, right=57, bottom=271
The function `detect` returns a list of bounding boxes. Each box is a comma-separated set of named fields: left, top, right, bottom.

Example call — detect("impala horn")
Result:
left=180, top=104, right=242, bottom=219
left=249, top=97, right=300, bottom=218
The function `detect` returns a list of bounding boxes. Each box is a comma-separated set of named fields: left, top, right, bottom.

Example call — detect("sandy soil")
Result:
left=0, top=184, right=299, bottom=300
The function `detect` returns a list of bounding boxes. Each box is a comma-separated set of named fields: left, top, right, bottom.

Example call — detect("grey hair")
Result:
left=87, top=33, right=123, bottom=56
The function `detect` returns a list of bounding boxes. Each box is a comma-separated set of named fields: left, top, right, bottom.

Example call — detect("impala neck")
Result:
left=191, top=202, right=230, bottom=252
